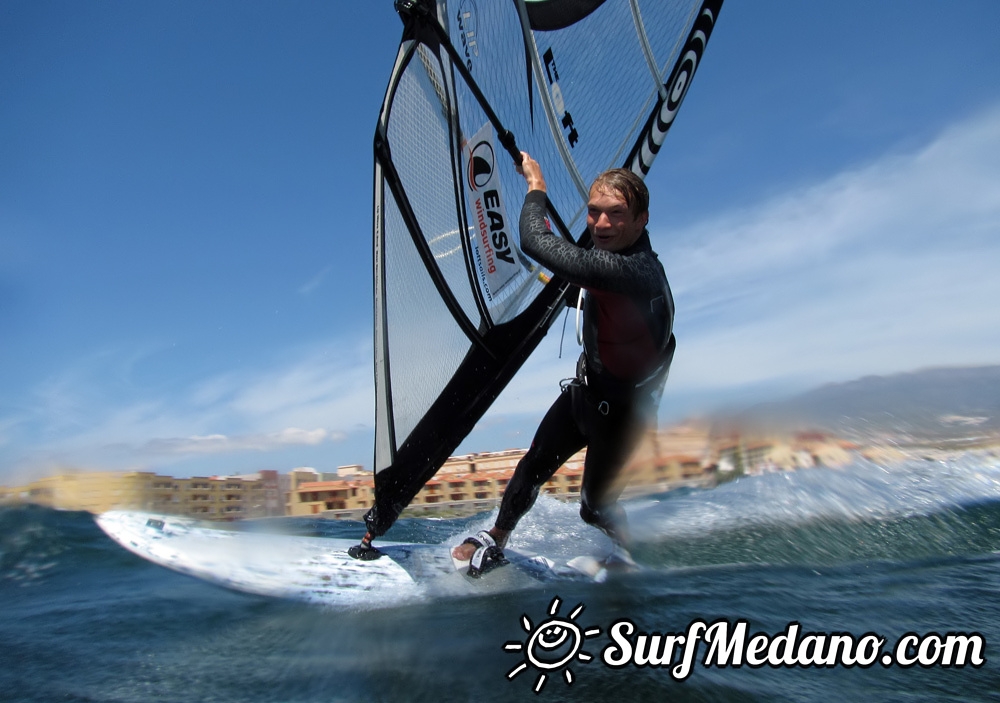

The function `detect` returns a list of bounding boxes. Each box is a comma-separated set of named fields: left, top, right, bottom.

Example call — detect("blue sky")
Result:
left=2, top=1, right=999, bottom=484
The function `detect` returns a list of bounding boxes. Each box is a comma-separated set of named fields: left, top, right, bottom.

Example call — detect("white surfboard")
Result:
left=95, top=511, right=595, bottom=607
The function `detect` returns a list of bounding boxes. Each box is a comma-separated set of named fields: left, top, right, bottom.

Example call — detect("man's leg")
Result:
left=452, top=390, right=585, bottom=560
left=577, top=402, right=647, bottom=547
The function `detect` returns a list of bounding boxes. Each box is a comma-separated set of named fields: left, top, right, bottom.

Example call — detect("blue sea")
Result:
left=4, top=455, right=1000, bottom=702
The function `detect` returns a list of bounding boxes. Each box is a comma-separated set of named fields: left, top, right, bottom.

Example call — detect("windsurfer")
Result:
left=452, top=153, right=675, bottom=575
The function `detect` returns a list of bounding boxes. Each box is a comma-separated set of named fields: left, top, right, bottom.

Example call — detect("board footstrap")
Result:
left=348, top=536, right=384, bottom=561
left=465, top=531, right=508, bottom=578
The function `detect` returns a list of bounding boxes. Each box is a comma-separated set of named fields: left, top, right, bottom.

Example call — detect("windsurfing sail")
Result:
left=367, top=0, right=723, bottom=535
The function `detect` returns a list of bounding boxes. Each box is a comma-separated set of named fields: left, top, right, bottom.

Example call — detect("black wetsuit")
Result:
left=495, top=190, right=675, bottom=544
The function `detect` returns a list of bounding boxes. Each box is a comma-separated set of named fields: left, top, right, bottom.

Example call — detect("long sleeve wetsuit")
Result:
left=494, top=190, right=675, bottom=544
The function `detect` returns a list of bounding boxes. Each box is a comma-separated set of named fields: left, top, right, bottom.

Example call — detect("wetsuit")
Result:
left=495, top=190, right=675, bottom=544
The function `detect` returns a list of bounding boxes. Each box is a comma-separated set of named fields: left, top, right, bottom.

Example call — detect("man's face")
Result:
left=586, top=185, right=648, bottom=252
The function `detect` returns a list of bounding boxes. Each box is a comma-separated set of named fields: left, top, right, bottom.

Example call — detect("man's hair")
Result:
left=591, top=168, right=649, bottom=218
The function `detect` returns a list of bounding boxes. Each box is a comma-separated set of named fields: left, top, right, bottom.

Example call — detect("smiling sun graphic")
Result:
left=504, top=596, right=602, bottom=693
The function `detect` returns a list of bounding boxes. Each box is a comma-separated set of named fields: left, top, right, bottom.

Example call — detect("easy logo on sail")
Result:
left=464, top=123, right=519, bottom=303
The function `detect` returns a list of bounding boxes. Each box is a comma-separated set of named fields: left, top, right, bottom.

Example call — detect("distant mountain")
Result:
left=715, top=366, right=1000, bottom=443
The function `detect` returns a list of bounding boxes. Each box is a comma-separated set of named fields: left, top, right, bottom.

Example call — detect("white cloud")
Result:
left=656, top=104, right=1000, bottom=394
left=5, top=107, right=1000, bottom=481
left=475, top=105, right=1000, bottom=427
left=195, top=342, right=374, bottom=432
left=3, top=337, right=374, bottom=476
left=298, top=265, right=333, bottom=295
left=141, top=427, right=339, bottom=456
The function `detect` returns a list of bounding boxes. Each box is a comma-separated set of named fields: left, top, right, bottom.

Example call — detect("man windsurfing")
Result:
left=448, top=152, right=675, bottom=576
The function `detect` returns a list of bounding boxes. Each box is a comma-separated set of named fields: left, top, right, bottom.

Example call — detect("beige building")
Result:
left=613, top=426, right=716, bottom=495
left=289, top=456, right=516, bottom=519
left=3, top=470, right=277, bottom=520
left=6, top=422, right=869, bottom=523
left=288, top=425, right=718, bottom=519
left=713, top=431, right=855, bottom=475
left=286, top=448, right=591, bottom=519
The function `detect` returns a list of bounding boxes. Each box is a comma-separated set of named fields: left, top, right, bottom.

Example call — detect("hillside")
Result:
left=716, top=365, right=1000, bottom=443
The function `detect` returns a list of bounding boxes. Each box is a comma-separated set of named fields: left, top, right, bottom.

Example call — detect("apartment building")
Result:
left=287, top=426, right=718, bottom=519
left=1, top=423, right=734, bottom=522
left=3, top=471, right=278, bottom=520
left=714, top=431, right=854, bottom=475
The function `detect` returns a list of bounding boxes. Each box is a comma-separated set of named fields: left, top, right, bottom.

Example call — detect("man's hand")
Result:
left=516, top=151, right=547, bottom=193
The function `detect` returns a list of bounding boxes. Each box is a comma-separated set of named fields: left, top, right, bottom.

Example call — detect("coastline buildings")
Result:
left=285, top=424, right=860, bottom=518
left=287, top=448, right=577, bottom=520
left=713, top=431, right=856, bottom=476
left=2, top=423, right=864, bottom=520
left=0, top=470, right=283, bottom=520
left=285, top=426, right=726, bottom=519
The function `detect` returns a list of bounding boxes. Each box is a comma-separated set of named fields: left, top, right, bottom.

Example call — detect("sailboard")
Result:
left=95, top=511, right=606, bottom=606
left=367, top=0, right=724, bottom=535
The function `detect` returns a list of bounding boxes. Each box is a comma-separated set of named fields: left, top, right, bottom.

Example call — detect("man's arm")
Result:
left=518, top=189, right=662, bottom=296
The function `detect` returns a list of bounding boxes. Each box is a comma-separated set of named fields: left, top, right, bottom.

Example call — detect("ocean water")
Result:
left=4, top=455, right=1000, bottom=702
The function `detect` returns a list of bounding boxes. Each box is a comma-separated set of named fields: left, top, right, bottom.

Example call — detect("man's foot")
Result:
left=451, top=528, right=508, bottom=562
left=451, top=529, right=509, bottom=578
left=603, top=543, right=638, bottom=572
left=347, top=533, right=383, bottom=561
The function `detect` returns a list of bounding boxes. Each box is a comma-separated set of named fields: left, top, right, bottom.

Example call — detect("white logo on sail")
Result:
left=464, top=123, right=520, bottom=303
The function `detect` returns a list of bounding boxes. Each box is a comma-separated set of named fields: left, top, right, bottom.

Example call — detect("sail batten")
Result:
left=367, top=0, right=723, bottom=535
left=516, top=1, right=590, bottom=201
left=629, top=0, right=669, bottom=100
